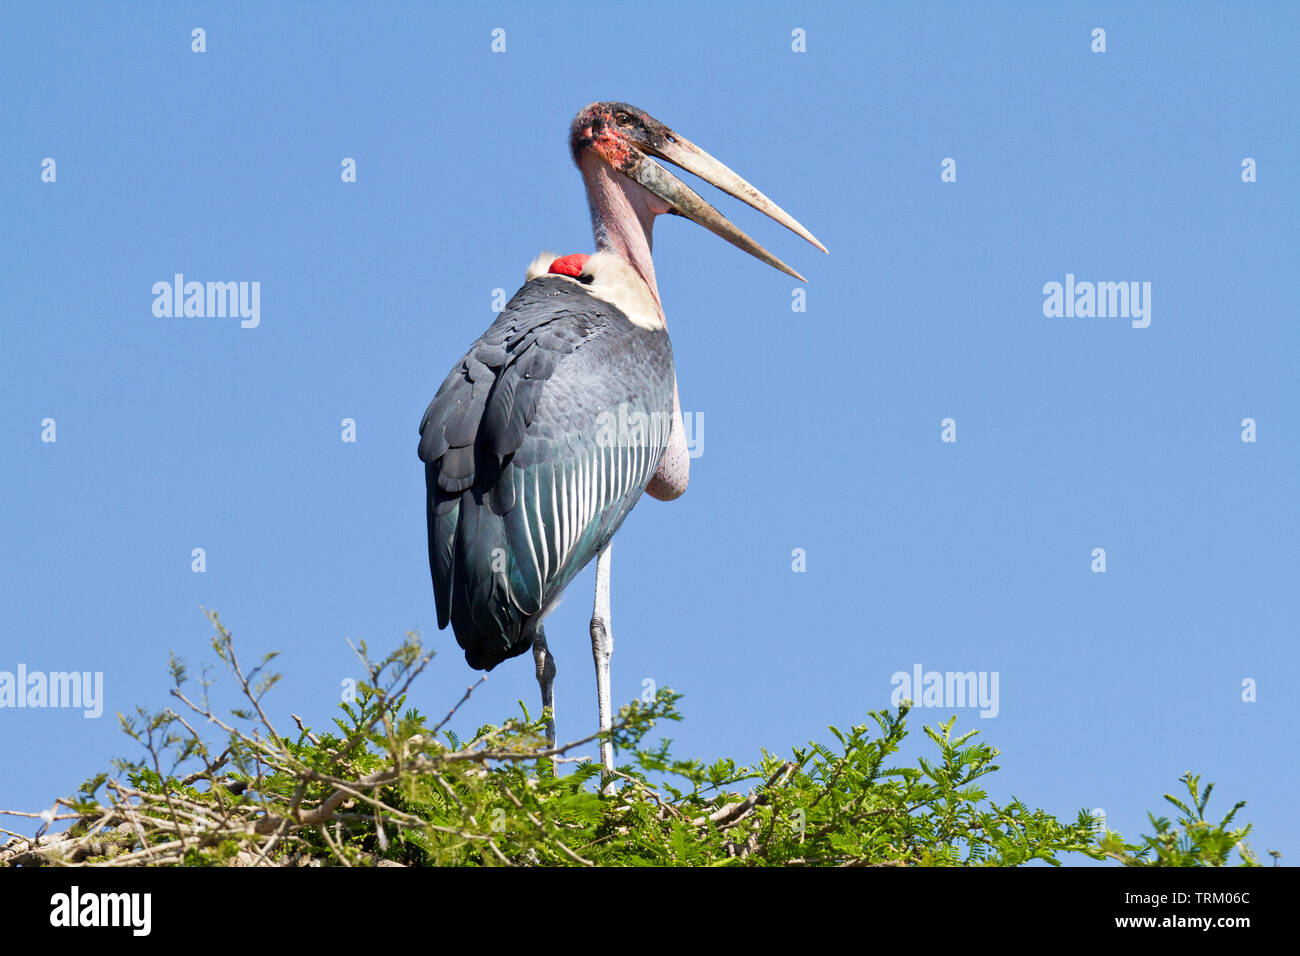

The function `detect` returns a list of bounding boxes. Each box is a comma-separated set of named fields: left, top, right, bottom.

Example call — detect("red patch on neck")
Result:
left=548, top=254, right=591, bottom=277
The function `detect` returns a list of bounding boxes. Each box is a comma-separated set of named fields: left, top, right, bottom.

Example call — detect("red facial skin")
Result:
left=570, top=103, right=663, bottom=174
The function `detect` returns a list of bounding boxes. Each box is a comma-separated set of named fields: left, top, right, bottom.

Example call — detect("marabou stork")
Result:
left=418, top=102, right=824, bottom=778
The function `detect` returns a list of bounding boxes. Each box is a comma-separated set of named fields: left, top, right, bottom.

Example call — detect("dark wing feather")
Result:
left=419, top=276, right=674, bottom=670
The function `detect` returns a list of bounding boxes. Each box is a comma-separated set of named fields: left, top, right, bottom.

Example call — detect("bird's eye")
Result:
left=615, top=112, right=633, bottom=127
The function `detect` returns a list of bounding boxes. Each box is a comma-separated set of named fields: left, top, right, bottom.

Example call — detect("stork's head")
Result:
left=569, top=102, right=826, bottom=287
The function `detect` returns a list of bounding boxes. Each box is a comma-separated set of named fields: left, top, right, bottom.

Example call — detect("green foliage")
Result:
left=0, top=615, right=1270, bottom=867
left=1098, top=772, right=1260, bottom=867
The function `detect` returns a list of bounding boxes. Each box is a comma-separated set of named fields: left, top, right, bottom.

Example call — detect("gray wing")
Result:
left=419, top=275, right=674, bottom=670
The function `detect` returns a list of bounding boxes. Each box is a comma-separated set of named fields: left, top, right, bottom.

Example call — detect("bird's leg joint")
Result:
left=533, top=634, right=556, bottom=687
left=589, top=614, right=613, bottom=663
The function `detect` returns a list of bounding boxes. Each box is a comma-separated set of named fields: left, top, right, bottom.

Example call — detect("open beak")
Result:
left=628, top=132, right=828, bottom=281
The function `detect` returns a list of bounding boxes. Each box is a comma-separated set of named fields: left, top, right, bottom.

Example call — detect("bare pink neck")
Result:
left=578, top=153, right=665, bottom=316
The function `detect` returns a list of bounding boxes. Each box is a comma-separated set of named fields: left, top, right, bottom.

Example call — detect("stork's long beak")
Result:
left=629, top=134, right=828, bottom=282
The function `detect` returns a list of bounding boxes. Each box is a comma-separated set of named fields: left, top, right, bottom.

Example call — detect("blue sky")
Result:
left=1, top=1, right=1295, bottom=864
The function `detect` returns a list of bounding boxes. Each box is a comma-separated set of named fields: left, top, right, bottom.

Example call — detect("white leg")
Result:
left=531, top=623, right=556, bottom=751
left=590, top=544, right=614, bottom=793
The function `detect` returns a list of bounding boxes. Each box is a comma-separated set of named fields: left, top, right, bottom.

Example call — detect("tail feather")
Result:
left=449, top=492, right=532, bottom=671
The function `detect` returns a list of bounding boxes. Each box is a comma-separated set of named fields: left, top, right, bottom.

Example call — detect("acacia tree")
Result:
left=0, top=612, right=1267, bottom=868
